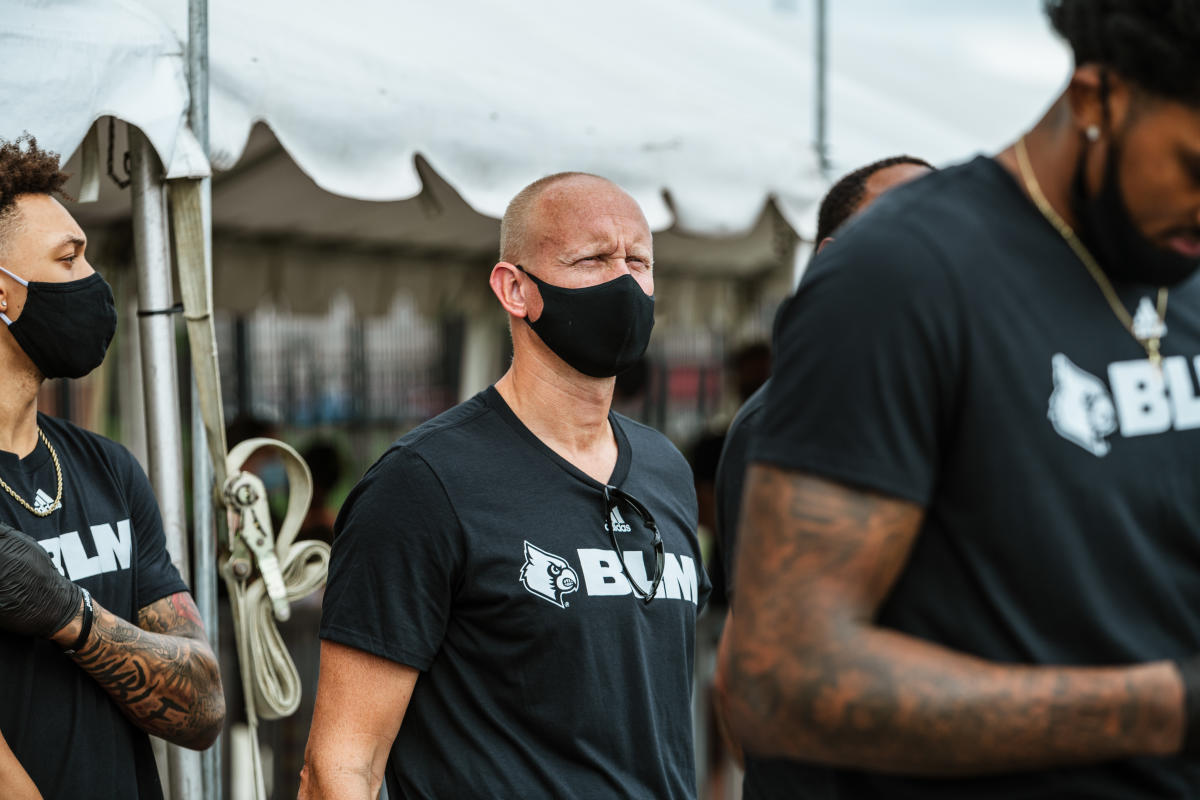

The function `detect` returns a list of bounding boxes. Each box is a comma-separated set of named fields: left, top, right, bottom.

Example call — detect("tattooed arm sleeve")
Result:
left=719, top=467, right=1185, bottom=775
left=50, top=591, right=225, bottom=750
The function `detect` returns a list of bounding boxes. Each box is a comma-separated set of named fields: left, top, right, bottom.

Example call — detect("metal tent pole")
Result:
left=191, top=377, right=219, bottom=799
left=815, top=0, right=831, bottom=178
left=129, top=127, right=204, bottom=800
left=185, top=0, right=223, bottom=797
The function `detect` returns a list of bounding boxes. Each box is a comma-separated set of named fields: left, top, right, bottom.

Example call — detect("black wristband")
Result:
left=62, top=588, right=93, bottom=656
left=1176, top=655, right=1200, bottom=755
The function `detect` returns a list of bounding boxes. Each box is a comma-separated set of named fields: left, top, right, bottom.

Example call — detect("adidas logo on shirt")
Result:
left=32, top=489, right=59, bottom=515
left=605, top=507, right=631, bottom=533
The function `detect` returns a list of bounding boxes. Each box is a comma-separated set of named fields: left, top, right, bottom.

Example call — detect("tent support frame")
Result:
left=129, top=127, right=206, bottom=800
left=185, top=1, right=223, bottom=797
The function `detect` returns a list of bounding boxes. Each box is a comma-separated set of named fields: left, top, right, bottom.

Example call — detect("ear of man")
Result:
left=490, top=262, right=538, bottom=322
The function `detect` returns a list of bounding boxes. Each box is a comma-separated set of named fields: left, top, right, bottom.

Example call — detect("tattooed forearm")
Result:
left=720, top=465, right=1184, bottom=775
left=53, top=592, right=225, bottom=750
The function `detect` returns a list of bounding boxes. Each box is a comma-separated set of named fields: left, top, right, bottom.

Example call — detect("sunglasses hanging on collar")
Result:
left=601, top=484, right=664, bottom=604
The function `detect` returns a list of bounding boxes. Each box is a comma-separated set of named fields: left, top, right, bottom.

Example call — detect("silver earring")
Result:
left=1086, top=125, right=1101, bottom=142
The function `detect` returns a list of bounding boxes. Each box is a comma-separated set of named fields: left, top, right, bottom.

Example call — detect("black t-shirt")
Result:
left=0, top=413, right=187, bottom=800
left=321, top=386, right=711, bottom=800
left=715, top=380, right=768, bottom=601
left=717, top=381, right=835, bottom=800
left=750, top=156, right=1200, bottom=798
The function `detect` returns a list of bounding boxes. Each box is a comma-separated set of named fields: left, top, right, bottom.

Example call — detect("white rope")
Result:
left=174, top=178, right=331, bottom=800
left=221, top=439, right=330, bottom=799
left=239, top=538, right=330, bottom=718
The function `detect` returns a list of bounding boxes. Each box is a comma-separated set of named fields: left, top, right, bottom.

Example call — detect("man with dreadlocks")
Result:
left=0, top=135, right=224, bottom=799
left=721, top=1, right=1200, bottom=797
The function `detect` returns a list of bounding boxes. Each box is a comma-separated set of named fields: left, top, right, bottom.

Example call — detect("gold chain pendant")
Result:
left=0, top=428, right=63, bottom=517
left=1014, top=136, right=1168, bottom=368
left=1144, top=338, right=1163, bottom=371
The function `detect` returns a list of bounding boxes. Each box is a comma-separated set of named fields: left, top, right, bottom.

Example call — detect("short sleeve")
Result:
left=714, top=386, right=766, bottom=598
left=120, top=450, right=189, bottom=611
left=319, top=446, right=465, bottom=671
left=752, top=223, right=963, bottom=506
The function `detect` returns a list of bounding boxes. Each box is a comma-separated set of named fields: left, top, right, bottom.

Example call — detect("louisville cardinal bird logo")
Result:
left=1047, top=353, right=1118, bottom=457
left=520, top=541, right=579, bottom=608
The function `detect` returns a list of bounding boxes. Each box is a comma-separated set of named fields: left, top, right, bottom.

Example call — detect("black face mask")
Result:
left=517, top=265, right=655, bottom=378
left=1071, top=137, right=1200, bottom=287
left=0, top=266, right=118, bottom=379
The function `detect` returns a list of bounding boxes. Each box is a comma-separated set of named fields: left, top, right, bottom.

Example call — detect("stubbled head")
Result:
left=498, top=172, right=652, bottom=291
left=490, top=173, right=654, bottom=370
left=498, top=172, right=597, bottom=267
left=814, top=155, right=934, bottom=252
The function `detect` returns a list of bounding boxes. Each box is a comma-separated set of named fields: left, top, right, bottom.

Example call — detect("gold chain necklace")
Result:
left=0, top=428, right=63, bottom=517
left=1014, top=136, right=1168, bottom=368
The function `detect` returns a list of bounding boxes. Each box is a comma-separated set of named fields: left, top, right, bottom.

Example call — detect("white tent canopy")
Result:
left=4, top=0, right=830, bottom=229
left=3, top=0, right=208, bottom=179
left=190, top=0, right=819, bottom=237
left=2, top=0, right=1069, bottom=317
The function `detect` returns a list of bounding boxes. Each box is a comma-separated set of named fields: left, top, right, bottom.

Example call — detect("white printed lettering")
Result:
left=92, top=520, right=133, bottom=573
left=1109, top=360, right=1171, bottom=437
left=38, top=537, right=64, bottom=577
left=1164, top=356, right=1200, bottom=431
left=35, top=519, right=134, bottom=581
left=659, top=554, right=698, bottom=604
left=59, top=531, right=102, bottom=580
left=577, top=548, right=631, bottom=596
left=620, top=550, right=660, bottom=597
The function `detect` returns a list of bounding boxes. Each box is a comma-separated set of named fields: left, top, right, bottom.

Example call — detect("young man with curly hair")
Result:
left=722, top=1, right=1200, bottom=797
left=0, top=135, right=224, bottom=799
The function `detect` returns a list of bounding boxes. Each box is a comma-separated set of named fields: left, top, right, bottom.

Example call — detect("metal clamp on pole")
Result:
left=222, top=438, right=330, bottom=718
left=171, top=175, right=330, bottom=800
left=218, top=438, right=330, bottom=800
left=224, top=468, right=291, bottom=622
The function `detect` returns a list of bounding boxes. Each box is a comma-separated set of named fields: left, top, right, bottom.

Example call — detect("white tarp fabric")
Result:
left=143, top=0, right=826, bottom=237
left=2, top=0, right=834, bottom=238
left=1, top=0, right=1069, bottom=317
left=1, top=0, right=1070, bottom=240
left=0, top=0, right=208, bottom=179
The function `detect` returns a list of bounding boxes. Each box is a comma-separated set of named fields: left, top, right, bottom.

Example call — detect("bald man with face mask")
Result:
left=303, top=173, right=711, bottom=800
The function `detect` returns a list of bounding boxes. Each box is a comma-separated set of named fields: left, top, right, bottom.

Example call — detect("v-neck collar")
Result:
left=484, top=385, right=632, bottom=490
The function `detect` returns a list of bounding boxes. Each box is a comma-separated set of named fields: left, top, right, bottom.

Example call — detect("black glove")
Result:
left=0, top=522, right=83, bottom=637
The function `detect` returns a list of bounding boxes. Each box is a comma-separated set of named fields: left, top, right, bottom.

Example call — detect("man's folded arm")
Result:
left=299, top=640, right=418, bottom=800
left=51, top=590, right=225, bottom=750
left=719, top=465, right=1186, bottom=775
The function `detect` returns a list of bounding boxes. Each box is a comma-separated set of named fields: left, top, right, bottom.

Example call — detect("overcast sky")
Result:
left=700, top=0, right=1072, bottom=170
